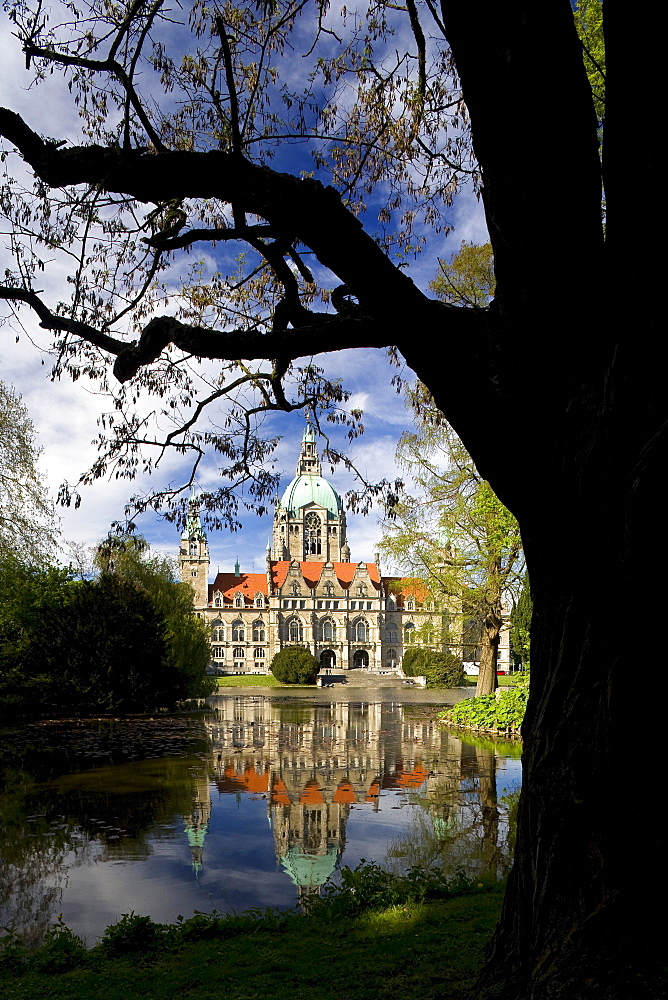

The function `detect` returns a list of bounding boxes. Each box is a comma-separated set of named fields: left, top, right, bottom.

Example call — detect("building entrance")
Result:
left=320, top=649, right=336, bottom=671
left=352, top=649, right=369, bottom=668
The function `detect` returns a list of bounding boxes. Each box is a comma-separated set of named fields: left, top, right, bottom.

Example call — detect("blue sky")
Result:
left=0, top=4, right=488, bottom=576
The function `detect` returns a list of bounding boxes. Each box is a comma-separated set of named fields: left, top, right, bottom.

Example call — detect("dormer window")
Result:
left=407, top=599, right=414, bottom=611
left=234, top=592, right=244, bottom=608
left=254, top=592, right=265, bottom=608
left=214, top=592, right=222, bottom=607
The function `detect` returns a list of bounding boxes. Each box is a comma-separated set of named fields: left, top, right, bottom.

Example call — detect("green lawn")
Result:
left=0, top=889, right=508, bottom=1000
left=214, top=674, right=315, bottom=688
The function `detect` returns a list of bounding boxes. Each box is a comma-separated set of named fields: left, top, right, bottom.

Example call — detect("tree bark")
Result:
left=475, top=613, right=500, bottom=697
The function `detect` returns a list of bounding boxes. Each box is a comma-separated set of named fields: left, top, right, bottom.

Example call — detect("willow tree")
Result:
left=0, top=0, right=662, bottom=996
left=381, top=396, right=523, bottom=697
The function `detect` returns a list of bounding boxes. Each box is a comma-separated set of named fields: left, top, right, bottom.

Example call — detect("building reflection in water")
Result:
left=201, top=696, right=514, bottom=897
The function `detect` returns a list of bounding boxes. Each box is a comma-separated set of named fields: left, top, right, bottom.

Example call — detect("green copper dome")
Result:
left=280, top=474, right=342, bottom=517
left=280, top=844, right=339, bottom=887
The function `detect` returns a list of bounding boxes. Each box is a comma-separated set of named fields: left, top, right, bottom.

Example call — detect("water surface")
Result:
left=0, top=689, right=521, bottom=945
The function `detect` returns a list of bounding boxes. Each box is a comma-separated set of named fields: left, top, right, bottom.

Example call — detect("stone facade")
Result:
left=178, top=427, right=510, bottom=674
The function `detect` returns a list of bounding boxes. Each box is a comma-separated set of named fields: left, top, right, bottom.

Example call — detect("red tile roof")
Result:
left=208, top=562, right=384, bottom=602
left=271, top=561, right=380, bottom=592
left=208, top=572, right=268, bottom=604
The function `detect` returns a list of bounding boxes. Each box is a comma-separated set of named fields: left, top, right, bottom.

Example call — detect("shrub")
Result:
left=270, top=646, right=320, bottom=684
left=403, top=648, right=464, bottom=687
left=447, top=672, right=529, bottom=733
left=97, top=912, right=169, bottom=958
left=424, top=652, right=465, bottom=688
left=402, top=647, right=427, bottom=676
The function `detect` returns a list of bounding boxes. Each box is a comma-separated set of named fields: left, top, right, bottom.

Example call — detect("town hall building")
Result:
left=178, top=427, right=510, bottom=675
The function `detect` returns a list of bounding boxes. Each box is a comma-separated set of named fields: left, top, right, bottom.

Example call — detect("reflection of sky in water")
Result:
left=0, top=694, right=522, bottom=944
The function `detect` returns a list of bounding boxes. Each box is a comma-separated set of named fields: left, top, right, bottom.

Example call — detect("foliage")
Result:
left=510, top=575, right=532, bottom=669
left=269, top=646, right=319, bottom=685
left=98, top=912, right=170, bottom=959
left=94, top=535, right=215, bottom=699
left=0, top=380, right=57, bottom=563
left=446, top=673, right=530, bottom=735
left=381, top=387, right=523, bottom=696
left=574, top=0, right=605, bottom=141
left=429, top=241, right=495, bottom=308
left=402, top=648, right=464, bottom=687
left=0, top=0, right=478, bottom=525
left=307, top=860, right=492, bottom=919
left=30, top=918, right=88, bottom=974
left=0, top=545, right=214, bottom=716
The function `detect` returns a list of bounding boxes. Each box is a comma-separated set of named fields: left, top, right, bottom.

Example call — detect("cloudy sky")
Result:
left=0, top=4, right=488, bottom=576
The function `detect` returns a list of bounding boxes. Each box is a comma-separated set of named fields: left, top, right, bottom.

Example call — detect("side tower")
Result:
left=179, top=496, right=210, bottom=607
left=272, top=426, right=348, bottom=562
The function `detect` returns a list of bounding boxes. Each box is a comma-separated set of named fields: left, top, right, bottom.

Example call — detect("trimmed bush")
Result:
left=402, top=648, right=464, bottom=687
left=270, top=646, right=320, bottom=684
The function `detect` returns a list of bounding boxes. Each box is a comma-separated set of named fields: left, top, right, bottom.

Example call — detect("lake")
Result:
left=0, top=688, right=521, bottom=946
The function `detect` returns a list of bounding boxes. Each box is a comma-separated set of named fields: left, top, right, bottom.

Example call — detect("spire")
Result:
left=296, top=423, right=321, bottom=477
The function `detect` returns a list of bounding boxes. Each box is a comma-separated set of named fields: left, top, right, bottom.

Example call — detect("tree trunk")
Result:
left=475, top=612, right=500, bottom=697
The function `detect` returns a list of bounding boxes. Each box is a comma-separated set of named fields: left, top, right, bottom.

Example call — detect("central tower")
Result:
left=272, top=427, right=350, bottom=562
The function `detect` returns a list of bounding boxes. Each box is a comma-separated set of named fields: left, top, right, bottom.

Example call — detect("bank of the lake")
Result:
left=0, top=885, right=506, bottom=1000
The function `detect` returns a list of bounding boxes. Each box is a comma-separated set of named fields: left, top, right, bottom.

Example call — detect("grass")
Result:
left=462, top=674, right=520, bottom=688
left=213, top=674, right=315, bottom=688
left=0, top=887, right=506, bottom=1000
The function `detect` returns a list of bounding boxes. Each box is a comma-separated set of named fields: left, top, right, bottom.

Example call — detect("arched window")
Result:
left=234, top=592, right=244, bottom=608
left=387, top=594, right=396, bottom=609
left=404, top=623, right=415, bottom=644
left=211, top=619, right=224, bottom=642
left=423, top=630, right=434, bottom=645
left=233, top=646, right=245, bottom=659
left=252, top=620, right=265, bottom=642
left=191, top=569, right=197, bottom=577
left=232, top=619, right=245, bottom=642
left=287, top=617, right=304, bottom=643
left=214, top=592, right=222, bottom=607
left=386, top=648, right=397, bottom=662
left=304, top=512, right=322, bottom=555
left=354, top=619, right=369, bottom=642
left=254, top=647, right=265, bottom=658
left=189, top=539, right=198, bottom=556
left=386, top=627, right=398, bottom=644
left=406, top=599, right=415, bottom=611
left=254, top=592, right=265, bottom=608
left=321, top=619, right=336, bottom=643
left=212, top=646, right=224, bottom=659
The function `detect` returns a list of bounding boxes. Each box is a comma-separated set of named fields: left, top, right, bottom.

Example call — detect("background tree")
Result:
left=510, top=574, right=532, bottom=670
left=94, top=534, right=214, bottom=698
left=0, top=0, right=663, bottom=994
left=429, top=241, right=494, bottom=308
left=0, top=380, right=56, bottom=563
left=270, top=646, right=319, bottom=685
left=381, top=392, right=523, bottom=696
